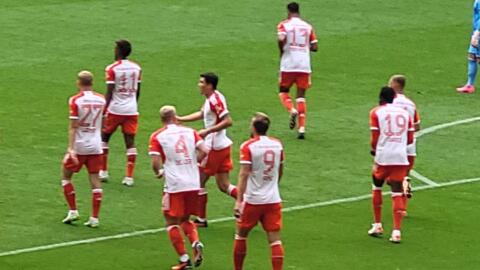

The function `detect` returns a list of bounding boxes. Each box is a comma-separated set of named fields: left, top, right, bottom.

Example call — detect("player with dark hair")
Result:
left=368, top=87, right=414, bottom=243
left=61, top=71, right=106, bottom=228
left=100, top=39, right=142, bottom=186
left=234, top=112, right=285, bottom=270
left=277, top=2, right=318, bottom=139
left=176, top=72, right=237, bottom=227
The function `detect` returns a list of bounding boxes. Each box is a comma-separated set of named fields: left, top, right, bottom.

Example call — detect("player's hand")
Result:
left=67, top=148, right=79, bottom=165
left=472, top=35, right=479, bottom=48
left=156, top=169, right=164, bottom=179
left=370, top=150, right=376, bottom=156
left=233, top=201, right=243, bottom=219
left=198, top=129, right=210, bottom=138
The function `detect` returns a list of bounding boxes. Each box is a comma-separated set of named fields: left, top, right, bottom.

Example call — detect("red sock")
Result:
left=198, top=189, right=208, bottom=219
left=92, top=189, right=103, bottom=218
left=228, top=184, right=238, bottom=199
left=279, top=93, right=294, bottom=112
left=372, top=188, right=382, bottom=223
left=271, top=241, right=284, bottom=270
left=101, top=143, right=109, bottom=171
left=168, top=225, right=187, bottom=256
left=62, top=181, right=77, bottom=210
left=392, top=193, right=405, bottom=230
left=296, top=98, right=306, bottom=129
left=181, top=221, right=199, bottom=245
left=126, top=148, right=137, bottom=178
left=234, top=236, right=247, bottom=270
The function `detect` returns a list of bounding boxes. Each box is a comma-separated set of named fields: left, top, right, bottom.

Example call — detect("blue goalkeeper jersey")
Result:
left=473, top=0, right=480, bottom=31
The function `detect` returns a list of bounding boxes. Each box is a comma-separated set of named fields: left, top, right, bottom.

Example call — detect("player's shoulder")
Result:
left=369, top=105, right=382, bottom=115
left=92, top=91, right=105, bottom=100
left=277, top=18, right=290, bottom=27
left=105, top=60, right=122, bottom=71
left=209, top=90, right=226, bottom=103
left=267, top=136, right=283, bottom=146
left=127, top=59, right=142, bottom=69
left=68, top=92, right=85, bottom=104
left=240, top=137, right=261, bottom=150
left=150, top=126, right=168, bottom=139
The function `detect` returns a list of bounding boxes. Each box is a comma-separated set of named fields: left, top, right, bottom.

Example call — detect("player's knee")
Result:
left=371, top=176, right=383, bottom=187
left=390, top=182, right=403, bottom=193
left=279, top=87, right=290, bottom=93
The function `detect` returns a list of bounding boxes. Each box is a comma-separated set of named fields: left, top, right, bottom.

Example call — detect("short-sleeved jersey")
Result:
left=105, top=59, right=142, bottom=116
left=370, top=104, right=414, bottom=166
left=69, top=91, right=106, bottom=155
left=473, top=0, right=480, bottom=31
left=202, top=90, right=233, bottom=150
left=392, top=94, right=420, bottom=126
left=148, top=124, right=204, bottom=193
left=240, top=136, right=284, bottom=205
left=277, top=17, right=318, bottom=73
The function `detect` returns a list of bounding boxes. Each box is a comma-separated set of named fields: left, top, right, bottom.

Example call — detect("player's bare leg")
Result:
left=389, top=181, right=405, bottom=243
left=278, top=87, right=298, bottom=130
left=84, top=173, right=102, bottom=228
left=368, top=177, right=384, bottom=237
left=195, top=173, right=210, bottom=227
left=267, top=231, right=284, bottom=270
left=457, top=53, right=477, bottom=93
left=215, top=172, right=238, bottom=199
left=180, top=216, right=204, bottom=267
left=296, top=88, right=307, bottom=139
left=100, top=132, right=112, bottom=181
left=61, top=168, right=80, bottom=224
left=122, top=133, right=137, bottom=187
left=166, top=215, right=193, bottom=269
left=234, top=227, right=251, bottom=270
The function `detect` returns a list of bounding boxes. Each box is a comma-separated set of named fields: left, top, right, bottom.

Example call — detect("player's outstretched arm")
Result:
left=176, top=111, right=203, bottom=123
left=199, top=114, right=233, bottom=138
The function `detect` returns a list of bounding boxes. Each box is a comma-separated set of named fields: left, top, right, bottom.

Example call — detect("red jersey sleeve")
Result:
left=414, top=110, right=420, bottom=125
left=310, top=28, right=318, bottom=43
left=277, top=22, right=287, bottom=36
left=239, top=143, right=252, bottom=165
left=210, top=95, right=228, bottom=119
left=69, top=97, right=79, bottom=120
left=105, top=67, right=115, bottom=84
left=193, top=130, right=204, bottom=147
left=148, top=133, right=163, bottom=158
left=370, top=109, right=380, bottom=150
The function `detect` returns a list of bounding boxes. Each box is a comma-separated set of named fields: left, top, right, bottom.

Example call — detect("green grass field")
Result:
left=1, top=0, right=480, bottom=269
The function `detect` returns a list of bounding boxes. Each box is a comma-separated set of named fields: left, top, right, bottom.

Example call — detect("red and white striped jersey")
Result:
left=370, top=104, right=414, bottom=165
left=69, top=91, right=106, bottom=155
left=148, top=124, right=204, bottom=193
left=202, top=90, right=233, bottom=150
left=240, top=136, right=284, bottom=205
left=105, top=59, right=142, bottom=116
left=277, top=17, right=317, bottom=73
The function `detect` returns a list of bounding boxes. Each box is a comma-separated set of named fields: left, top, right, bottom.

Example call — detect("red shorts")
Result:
left=279, top=72, right=311, bottom=89
left=63, top=154, right=103, bottom=174
left=162, top=190, right=200, bottom=218
left=237, top=202, right=282, bottom=232
left=372, top=164, right=409, bottom=182
left=201, top=147, right=233, bottom=176
left=102, top=113, right=138, bottom=135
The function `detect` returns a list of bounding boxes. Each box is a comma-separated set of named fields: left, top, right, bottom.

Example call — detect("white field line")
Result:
left=408, top=116, right=480, bottom=186
left=2, top=176, right=480, bottom=258
left=1, top=117, right=479, bottom=258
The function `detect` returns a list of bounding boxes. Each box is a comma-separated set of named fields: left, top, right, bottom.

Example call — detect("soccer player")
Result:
left=176, top=72, right=237, bottom=227
left=148, top=106, right=208, bottom=270
left=61, top=71, right=106, bottom=228
left=457, top=0, right=480, bottom=93
left=277, top=2, right=318, bottom=139
left=100, top=39, right=142, bottom=186
left=368, top=87, right=414, bottom=243
left=390, top=75, right=421, bottom=209
left=233, top=113, right=285, bottom=270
